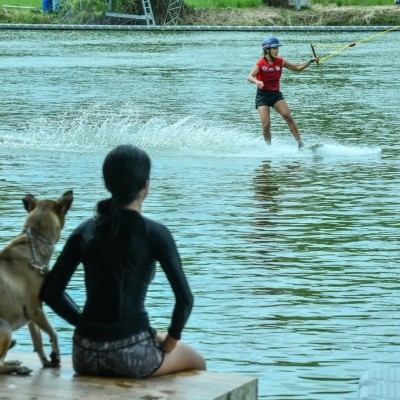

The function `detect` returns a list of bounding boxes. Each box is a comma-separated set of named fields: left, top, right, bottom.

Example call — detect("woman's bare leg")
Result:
left=273, top=100, right=303, bottom=145
left=151, top=332, right=206, bottom=377
left=257, top=106, right=272, bottom=144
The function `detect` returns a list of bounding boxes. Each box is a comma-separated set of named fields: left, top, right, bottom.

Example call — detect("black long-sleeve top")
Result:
left=40, top=209, right=193, bottom=341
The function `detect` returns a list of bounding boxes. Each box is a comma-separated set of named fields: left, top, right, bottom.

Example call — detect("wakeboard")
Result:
left=299, top=143, right=322, bottom=151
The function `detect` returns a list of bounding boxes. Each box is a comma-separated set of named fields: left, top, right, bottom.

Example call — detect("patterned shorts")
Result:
left=72, top=328, right=164, bottom=378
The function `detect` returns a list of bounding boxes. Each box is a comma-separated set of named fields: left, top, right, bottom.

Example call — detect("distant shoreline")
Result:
left=180, top=5, right=400, bottom=27
left=0, top=24, right=398, bottom=31
left=1, top=4, right=400, bottom=27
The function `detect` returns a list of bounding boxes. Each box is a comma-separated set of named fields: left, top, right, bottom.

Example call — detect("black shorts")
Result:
left=72, top=327, right=164, bottom=378
left=255, top=89, right=284, bottom=109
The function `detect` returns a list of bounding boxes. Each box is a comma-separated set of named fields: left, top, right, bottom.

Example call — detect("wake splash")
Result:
left=0, top=101, right=381, bottom=160
left=0, top=102, right=263, bottom=157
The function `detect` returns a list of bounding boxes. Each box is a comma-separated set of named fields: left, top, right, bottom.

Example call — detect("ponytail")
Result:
left=96, top=144, right=150, bottom=231
left=95, top=145, right=151, bottom=316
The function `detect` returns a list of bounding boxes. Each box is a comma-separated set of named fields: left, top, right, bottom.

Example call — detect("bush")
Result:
left=58, top=0, right=108, bottom=23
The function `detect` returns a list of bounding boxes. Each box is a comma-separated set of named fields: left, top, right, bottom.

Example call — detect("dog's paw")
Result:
left=15, top=366, right=32, bottom=375
left=42, top=359, right=57, bottom=368
left=50, top=351, right=61, bottom=367
left=43, top=356, right=60, bottom=368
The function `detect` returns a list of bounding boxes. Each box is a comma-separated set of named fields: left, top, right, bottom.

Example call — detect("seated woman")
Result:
left=40, top=144, right=206, bottom=378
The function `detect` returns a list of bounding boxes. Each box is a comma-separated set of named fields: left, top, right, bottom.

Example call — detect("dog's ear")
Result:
left=22, top=194, right=38, bottom=212
left=57, top=190, right=73, bottom=215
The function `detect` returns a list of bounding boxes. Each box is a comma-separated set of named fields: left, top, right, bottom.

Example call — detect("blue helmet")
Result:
left=262, top=37, right=282, bottom=50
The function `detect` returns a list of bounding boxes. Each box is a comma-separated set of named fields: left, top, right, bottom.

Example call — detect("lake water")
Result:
left=1, top=29, right=400, bottom=399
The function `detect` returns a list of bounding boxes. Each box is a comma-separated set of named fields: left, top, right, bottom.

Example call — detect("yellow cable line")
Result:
left=311, top=24, right=400, bottom=64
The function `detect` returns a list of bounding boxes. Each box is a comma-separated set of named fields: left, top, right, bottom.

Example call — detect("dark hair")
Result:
left=96, top=146, right=151, bottom=311
left=96, top=144, right=151, bottom=236
left=102, top=144, right=150, bottom=206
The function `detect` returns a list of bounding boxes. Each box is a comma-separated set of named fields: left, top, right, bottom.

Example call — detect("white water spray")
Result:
left=0, top=101, right=381, bottom=159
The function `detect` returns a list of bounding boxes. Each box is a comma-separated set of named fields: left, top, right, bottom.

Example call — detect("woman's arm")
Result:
left=159, top=334, right=178, bottom=353
left=247, top=65, right=263, bottom=88
left=153, top=224, right=194, bottom=342
left=283, top=57, right=318, bottom=72
left=40, top=229, right=83, bottom=326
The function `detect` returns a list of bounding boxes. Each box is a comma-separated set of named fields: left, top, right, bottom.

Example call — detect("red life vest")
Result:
left=256, top=57, right=283, bottom=91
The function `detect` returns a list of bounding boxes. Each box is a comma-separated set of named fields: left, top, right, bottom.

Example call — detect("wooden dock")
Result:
left=1, top=352, right=257, bottom=399
left=359, top=367, right=400, bottom=400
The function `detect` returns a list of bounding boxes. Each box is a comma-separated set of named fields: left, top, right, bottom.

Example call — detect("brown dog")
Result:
left=0, top=191, right=73, bottom=375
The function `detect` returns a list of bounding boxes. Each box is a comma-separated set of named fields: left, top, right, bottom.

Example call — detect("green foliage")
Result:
left=111, top=0, right=141, bottom=15
left=314, top=0, right=393, bottom=5
left=186, top=0, right=394, bottom=6
left=0, top=7, right=58, bottom=22
left=368, top=12, right=400, bottom=23
left=57, top=0, right=108, bottom=23
left=150, top=0, right=169, bottom=24
left=1, top=0, right=41, bottom=8
left=186, top=0, right=262, bottom=8
left=1, top=0, right=398, bottom=25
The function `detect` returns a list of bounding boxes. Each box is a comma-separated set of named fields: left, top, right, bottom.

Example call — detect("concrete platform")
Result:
left=1, top=352, right=257, bottom=399
left=359, top=367, right=400, bottom=400
left=0, top=24, right=399, bottom=32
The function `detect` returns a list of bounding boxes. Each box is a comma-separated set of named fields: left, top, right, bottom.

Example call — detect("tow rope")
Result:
left=310, top=24, right=400, bottom=65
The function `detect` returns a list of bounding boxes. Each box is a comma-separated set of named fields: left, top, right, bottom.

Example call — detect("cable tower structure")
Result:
left=163, top=0, right=183, bottom=26
left=104, top=0, right=155, bottom=25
